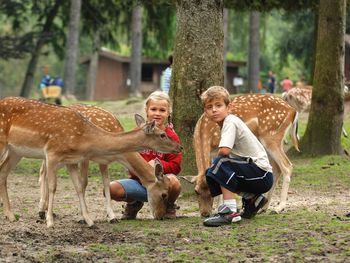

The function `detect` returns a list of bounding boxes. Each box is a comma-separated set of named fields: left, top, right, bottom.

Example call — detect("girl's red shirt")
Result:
left=129, top=126, right=182, bottom=180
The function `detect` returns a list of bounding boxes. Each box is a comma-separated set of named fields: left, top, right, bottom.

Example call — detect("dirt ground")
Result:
left=0, top=171, right=349, bottom=263
left=0, top=99, right=349, bottom=262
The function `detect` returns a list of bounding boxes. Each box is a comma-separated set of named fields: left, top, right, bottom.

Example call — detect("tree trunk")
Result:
left=248, top=11, right=260, bottom=93
left=300, top=0, right=346, bottom=155
left=63, top=0, right=82, bottom=96
left=19, top=0, right=62, bottom=97
left=172, top=0, right=224, bottom=174
left=130, top=4, right=143, bottom=98
left=86, top=32, right=100, bottom=100
left=223, top=8, right=228, bottom=88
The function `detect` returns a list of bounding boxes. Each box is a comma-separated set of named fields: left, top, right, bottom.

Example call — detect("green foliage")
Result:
left=275, top=9, right=316, bottom=82
left=224, top=0, right=318, bottom=12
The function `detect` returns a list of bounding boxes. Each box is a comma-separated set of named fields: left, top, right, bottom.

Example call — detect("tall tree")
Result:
left=63, top=0, right=82, bottom=96
left=171, top=0, right=224, bottom=174
left=247, top=11, right=260, bottom=93
left=20, top=0, right=63, bottom=97
left=300, top=0, right=346, bottom=155
left=130, top=3, right=143, bottom=97
left=86, top=32, right=100, bottom=100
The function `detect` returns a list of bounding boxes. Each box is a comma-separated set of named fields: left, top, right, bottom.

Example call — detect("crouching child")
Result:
left=200, top=86, right=274, bottom=227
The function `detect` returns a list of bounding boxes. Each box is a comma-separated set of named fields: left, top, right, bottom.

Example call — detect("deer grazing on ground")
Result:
left=0, top=97, right=181, bottom=227
left=39, top=104, right=173, bottom=224
left=185, top=94, right=299, bottom=217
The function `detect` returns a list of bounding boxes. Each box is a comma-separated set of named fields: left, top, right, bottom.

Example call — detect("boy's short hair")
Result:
left=200, top=86, right=230, bottom=106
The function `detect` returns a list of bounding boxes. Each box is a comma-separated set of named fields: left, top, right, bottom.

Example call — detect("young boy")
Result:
left=200, top=86, right=274, bottom=227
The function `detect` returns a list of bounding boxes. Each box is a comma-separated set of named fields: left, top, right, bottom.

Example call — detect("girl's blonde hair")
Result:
left=200, top=86, right=230, bottom=106
left=144, top=90, right=173, bottom=124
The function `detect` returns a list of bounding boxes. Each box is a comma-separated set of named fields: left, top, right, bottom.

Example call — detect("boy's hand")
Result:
left=218, top=147, right=231, bottom=156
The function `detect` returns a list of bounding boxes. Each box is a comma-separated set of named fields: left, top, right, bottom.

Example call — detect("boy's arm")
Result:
left=218, top=147, right=231, bottom=157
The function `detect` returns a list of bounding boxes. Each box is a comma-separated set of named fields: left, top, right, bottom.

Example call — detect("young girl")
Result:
left=109, top=91, right=182, bottom=219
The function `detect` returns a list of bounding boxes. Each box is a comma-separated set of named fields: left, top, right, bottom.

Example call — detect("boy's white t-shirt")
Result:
left=219, top=114, right=272, bottom=173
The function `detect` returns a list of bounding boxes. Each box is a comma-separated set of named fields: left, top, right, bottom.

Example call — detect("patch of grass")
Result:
left=13, top=158, right=41, bottom=175
left=291, top=155, right=350, bottom=190
left=89, top=243, right=146, bottom=260
left=105, top=209, right=349, bottom=262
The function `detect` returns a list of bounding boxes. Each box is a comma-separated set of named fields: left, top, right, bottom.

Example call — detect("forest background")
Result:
left=2, top=1, right=350, bottom=98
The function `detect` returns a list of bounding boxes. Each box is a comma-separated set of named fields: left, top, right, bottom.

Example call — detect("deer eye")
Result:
left=160, top=133, right=167, bottom=139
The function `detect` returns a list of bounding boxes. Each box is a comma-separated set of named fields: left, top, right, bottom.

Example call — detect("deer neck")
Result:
left=82, top=127, right=148, bottom=157
left=119, top=152, right=156, bottom=187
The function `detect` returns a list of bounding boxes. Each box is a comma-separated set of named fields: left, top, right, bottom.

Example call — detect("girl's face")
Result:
left=146, top=99, right=170, bottom=129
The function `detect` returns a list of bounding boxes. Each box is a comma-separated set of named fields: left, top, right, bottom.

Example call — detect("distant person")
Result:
left=268, top=70, right=276, bottom=93
left=161, top=54, right=173, bottom=94
left=280, top=76, right=293, bottom=92
left=52, top=76, right=64, bottom=88
left=296, top=76, right=306, bottom=88
left=39, top=65, right=52, bottom=90
left=257, top=79, right=262, bottom=93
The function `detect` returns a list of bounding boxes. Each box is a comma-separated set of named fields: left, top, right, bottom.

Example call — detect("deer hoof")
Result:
left=39, top=211, right=46, bottom=220
left=78, top=219, right=87, bottom=224
left=7, top=214, right=16, bottom=222
left=109, top=218, right=119, bottom=224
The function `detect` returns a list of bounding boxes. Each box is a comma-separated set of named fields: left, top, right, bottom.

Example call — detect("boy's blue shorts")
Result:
left=205, top=156, right=273, bottom=197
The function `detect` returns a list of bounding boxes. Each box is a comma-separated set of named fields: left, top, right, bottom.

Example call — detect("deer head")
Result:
left=146, top=158, right=170, bottom=219
left=133, top=114, right=183, bottom=154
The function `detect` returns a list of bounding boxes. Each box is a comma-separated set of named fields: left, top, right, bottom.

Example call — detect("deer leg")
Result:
left=99, top=164, right=117, bottom=223
left=275, top=150, right=293, bottom=213
left=79, top=160, right=89, bottom=196
left=267, top=145, right=293, bottom=213
left=0, top=152, right=21, bottom=221
left=38, top=161, right=48, bottom=219
left=46, top=159, right=59, bottom=228
left=67, top=163, right=94, bottom=227
left=261, top=159, right=281, bottom=213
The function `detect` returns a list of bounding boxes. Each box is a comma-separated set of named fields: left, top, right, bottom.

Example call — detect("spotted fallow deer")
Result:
left=0, top=97, right=181, bottom=227
left=39, top=104, right=173, bottom=223
left=281, top=87, right=312, bottom=113
left=188, top=94, right=299, bottom=217
left=282, top=87, right=348, bottom=137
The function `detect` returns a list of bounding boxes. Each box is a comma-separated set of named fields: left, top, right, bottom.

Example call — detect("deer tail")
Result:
left=290, top=111, right=300, bottom=152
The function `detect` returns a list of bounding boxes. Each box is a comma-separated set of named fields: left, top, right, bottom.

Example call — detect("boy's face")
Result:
left=204, top=97, right=229, bottom=125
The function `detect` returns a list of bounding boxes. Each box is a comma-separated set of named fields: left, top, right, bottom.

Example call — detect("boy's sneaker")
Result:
left=203, top=204, right=241, bottom=227
left=121, top=201, right=144, bottom=220
left=241, top=194, right=267, bottom=219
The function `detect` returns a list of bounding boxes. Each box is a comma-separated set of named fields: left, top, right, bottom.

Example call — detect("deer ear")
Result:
left=145, top=120, right=156, bottom=134
left=154, top=158, right=164, bottom=180
left=180, top=175, right=197, bottom=184
left=135, top=114, right=145, bottom=127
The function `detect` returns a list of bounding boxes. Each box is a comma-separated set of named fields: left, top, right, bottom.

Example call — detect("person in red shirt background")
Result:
left=109, top=91, right=182, bottom=219
left=280, top=76, right=294, bottom=92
